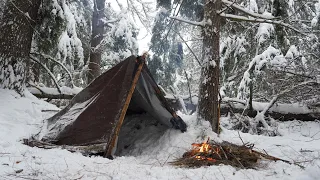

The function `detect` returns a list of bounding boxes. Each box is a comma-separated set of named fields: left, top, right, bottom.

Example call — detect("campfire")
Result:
left=189, top=138, right=220, bottom=162
left=171, top=138, right=292, bottom=169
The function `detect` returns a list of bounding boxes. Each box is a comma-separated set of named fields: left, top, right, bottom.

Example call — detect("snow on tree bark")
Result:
left=197, top=0, right=221, bottom=133
left=0, top=0, right=41, bottom=94
left=88, top=0, right=105, bottom=84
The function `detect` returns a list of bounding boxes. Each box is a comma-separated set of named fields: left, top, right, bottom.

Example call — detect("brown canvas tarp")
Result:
left=40, top=55, right=186, bottom=156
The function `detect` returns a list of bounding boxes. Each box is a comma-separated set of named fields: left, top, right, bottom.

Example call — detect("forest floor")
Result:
left=0, top=89, right=319, bottom=180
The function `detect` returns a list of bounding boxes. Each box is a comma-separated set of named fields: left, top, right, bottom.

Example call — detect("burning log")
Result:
left=171, top=138, right=296, bottom=169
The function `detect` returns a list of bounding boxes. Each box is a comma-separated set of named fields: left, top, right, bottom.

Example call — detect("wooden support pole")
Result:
left=104, top=56, right=145, bottom=158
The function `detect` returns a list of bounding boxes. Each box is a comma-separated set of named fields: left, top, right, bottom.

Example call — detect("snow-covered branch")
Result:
left=28, top=86, right=82, bottom=99
left=30, top=53, right=74, bottom=87
left=220, top=13, right=307, bottom=35
left=170, top=16, right=204, bottom=26
left=237, top=46, right=285, bottom=100
left=223, top=97, right=247, bottom=105
left=221, top=97, right=320, bottom=120
left=220, top=0, right=275, bottom=20
left=30, top=56, right=62, bottom=94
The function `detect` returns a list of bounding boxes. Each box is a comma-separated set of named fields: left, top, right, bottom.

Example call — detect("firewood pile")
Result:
left=171, top=138, right=291, bottom=169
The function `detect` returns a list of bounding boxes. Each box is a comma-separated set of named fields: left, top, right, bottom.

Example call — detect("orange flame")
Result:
left=192, top=138, right=216, bottom=161
left=199, top=142, right=210, bottom=152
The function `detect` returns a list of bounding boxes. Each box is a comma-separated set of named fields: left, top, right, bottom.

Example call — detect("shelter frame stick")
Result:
left=104, top=57, right=145, bottom=158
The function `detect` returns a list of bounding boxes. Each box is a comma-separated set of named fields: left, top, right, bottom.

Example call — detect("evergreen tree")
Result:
left=0, top=0, right=41, bottom=94
left=31, top=0, right=90, bottom=88
left=100, top=7, right=139, bottom=70
left=149, top=0, right=188, bottom=90
left=149, top=4, right=171, bottom=85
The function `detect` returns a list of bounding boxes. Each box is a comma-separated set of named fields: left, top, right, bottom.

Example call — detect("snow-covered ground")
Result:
left=0, top=89, right=319, bottom=180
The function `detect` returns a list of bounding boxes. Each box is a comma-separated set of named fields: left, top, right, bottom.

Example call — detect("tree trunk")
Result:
left=197, top=0, right=222, bottom=133
left=0, top=0, right=41, bottom=94
left=272, top=0, right=289, bottom=54
left=87, top=0, right=105, bottom=84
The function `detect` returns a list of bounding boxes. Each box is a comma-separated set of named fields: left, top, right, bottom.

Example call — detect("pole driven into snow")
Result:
left=104, top=54, right=147, bottom=159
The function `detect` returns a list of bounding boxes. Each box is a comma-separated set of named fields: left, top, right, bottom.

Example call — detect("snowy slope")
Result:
left=0, top=89, right=319, bottom=180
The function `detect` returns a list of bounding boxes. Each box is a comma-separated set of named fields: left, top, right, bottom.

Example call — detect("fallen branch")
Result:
left=31, top=92, right=74, bottom=100
left=261, top=81, right=318, bottom=115
left=28, top=86, right=81, bottom=99
left=221, top=103, right=320, bottom=121
left=221, top=95, right=320, bottom=121
left=252, top=81, right=319, bottom=130
left=41, top=109, right=60, bottom=112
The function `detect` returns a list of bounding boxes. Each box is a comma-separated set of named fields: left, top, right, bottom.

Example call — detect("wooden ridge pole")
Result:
left=104, top=55, right=146, bottom=158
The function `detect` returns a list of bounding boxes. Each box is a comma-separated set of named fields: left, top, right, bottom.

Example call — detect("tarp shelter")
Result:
left=39, top=55, right=187, bottom=158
